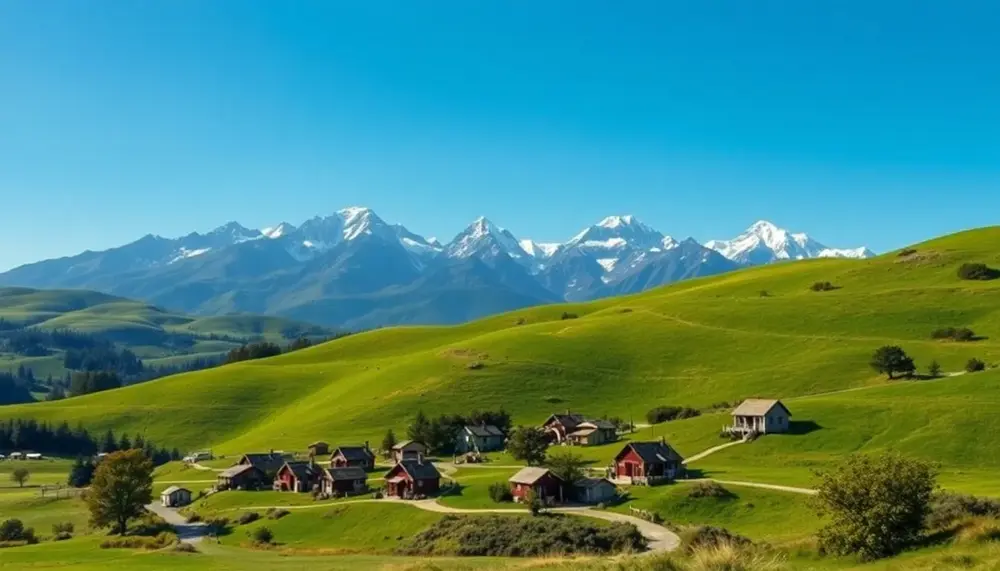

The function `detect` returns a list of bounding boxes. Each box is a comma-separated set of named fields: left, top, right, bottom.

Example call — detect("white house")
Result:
left=729, top=399, right=792, bottom=435
left=26, top=453, right=43, bottom=460
left=160, top=486, right=192, bottom=507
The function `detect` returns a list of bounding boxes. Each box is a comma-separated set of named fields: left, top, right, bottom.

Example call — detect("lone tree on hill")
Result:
left=870, top=346, right=916, bottom=379
left=506, top=426, right=549, bottom=466
left=10, top=467, right=30, bottom=488
left=85, top=449, right=153, bottom=535
left=927, top=360, right=942, bottom=378
left=814, top=451, right=936, bottom=561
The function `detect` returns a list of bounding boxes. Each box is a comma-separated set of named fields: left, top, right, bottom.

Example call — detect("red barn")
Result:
left=613, top=440, right=685, bottom=485
left=508, top=467, right=564, bottom=503
left=384, top=459, right=441, bottom=498
left=274, top=461, right=325, bottom=492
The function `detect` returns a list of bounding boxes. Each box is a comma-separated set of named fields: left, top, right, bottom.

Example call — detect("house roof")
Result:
left=241, top=453, right=286, bottom=472
left=282, top=461, right=324, bottom=481
left=332, top=446, right=375, bottom=462
left=568, top=427, right=598, bottom=437
left=219, top=464, right=256, bottom=478
left=731, top=399, right=791, bottom=418
left=392, top=440, right=426, bottom=451
left=161, top=486, right=189, bottom=496
left=309, top=441, right=329, bottom=448
left=574, top=477, right=613, bottom=489
left=621, top=441, right=685, bottom=464
left=325, top=466, right=367, bottom=481
left=509, top=466, right=561, bottom=485
left=544, top=413, right=587, bottom=429
left=463, top=425, right=505, bottom=438
left=392, top=460, right=441, bottom=480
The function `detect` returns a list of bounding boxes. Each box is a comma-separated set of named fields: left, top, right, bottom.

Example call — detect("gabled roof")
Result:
left=392, top=440, right=427, bottom=451
left=463, top=425, right=505, bottom=438
left=281, top=461, right=324, bottom=481
left=568, top=427, right=598, bottom=437
left=509, top=466, right=561, bottom=485
left=544, top=413, right=587, bottom=429
left=219, top=464, right=258, bottom=478
left=731, top=399, right=791, bottom=418
left=574, top=477, right=613, bottom=489
left=325, top=466, right=367, bottom=481
left=240, top=452, right=285, bottom=472
left=619, top=441, right=684, bottom=464
left=161, top=485, right=190, bottom=496
left=389, top=460, right=441, bottom=481
left=332, top=446, right=375, bottom=462
left=309, top=441, right=329, bottom=448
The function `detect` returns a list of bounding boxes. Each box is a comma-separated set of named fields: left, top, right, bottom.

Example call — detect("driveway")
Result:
left=145, top=502, right=210, bottom=543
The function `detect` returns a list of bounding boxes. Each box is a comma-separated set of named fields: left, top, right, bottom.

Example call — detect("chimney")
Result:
left=365, top=440, right=370, bottom=452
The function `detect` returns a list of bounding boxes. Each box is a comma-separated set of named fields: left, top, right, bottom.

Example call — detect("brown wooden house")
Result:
left=217, top=464, right=267, bottom=491
left=508, top=467, right=563, bottom=503
left=390, top=440, right=428, bottom=464
left=384, top=459, right=441, bottom=498
left=274, top=460, right=325, bottom=492
left=613, top=440, right=685, bottom=485
left=308, top=441, right=330, bottom=457
left=330, top=444, right=376, bottom=471
left=322, top=466, right=368, bottom=496
left=542, top=413, right=617, bottom=446
left=237, top=452, right=286, bottom=481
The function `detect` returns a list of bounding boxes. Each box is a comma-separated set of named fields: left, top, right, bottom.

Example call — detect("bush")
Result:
left=966, top=358, right=987, bottom=373
left=680, top=525, right=752, bottom=551
left=929, top=493, right=1000, bottom=529
left=252, top=526, right=274, bottom=544
left=466, top=361, right=485, bottom=370
left=205, top=517, right=230, bottom=535
left=810, top=281, right=837, bottom=292
left=687, top=481, right=732, bottom=499
left=267, top=509, right=290, bottom=520
left=646, top=406, right=701, bottom=425
left=898, top=248, right=917, bottom=257
left=132, top=513, right=172, bottom=537
left=100, top=531, right=175, bottom=550
left=185, top=513, right=202, bottom=523
left=52, top=531, right=72, bottom=541
left=237, top=512, right=260, bottom=525
left=488, top=482, right=512, bottom=503
left=173, top=542, right=198, bottom=553
left=958, top=263, right=1000, bottom=281
left=51, top=522, right=75, bottom=535
left=397, top=514, right=646, bottom=556
left=931, top=327, right=977, bottom=342
left=688, top=541, right=787, bottom=571
left=0, top=519, right=35, bottom=543
left=561, top=312, right=578, bottom=320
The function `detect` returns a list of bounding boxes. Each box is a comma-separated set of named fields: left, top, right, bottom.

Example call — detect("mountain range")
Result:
left=0, top=208, right=873, bottom=329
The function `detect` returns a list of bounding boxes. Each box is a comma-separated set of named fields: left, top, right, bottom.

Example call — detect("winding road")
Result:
left=145, top=502, right=210, bottom=544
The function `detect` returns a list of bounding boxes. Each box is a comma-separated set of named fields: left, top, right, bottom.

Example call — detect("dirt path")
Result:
left=683, top=440, right=746, bottom=464
left=145, top=502, right=210, bottom=543
left=688, top=478, right=816, bottom=496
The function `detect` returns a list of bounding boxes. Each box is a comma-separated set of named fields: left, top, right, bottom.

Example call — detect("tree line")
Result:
left=403, top=409, right=512, bottom=455
left=0, top=418, right=180, bottom=467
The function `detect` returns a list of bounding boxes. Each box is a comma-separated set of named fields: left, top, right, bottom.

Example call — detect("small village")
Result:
left=158, top=399, right=793, bottom=510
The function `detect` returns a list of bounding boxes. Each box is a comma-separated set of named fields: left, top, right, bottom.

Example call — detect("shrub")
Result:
left=898, top=248, right=917, bottom=257
left=958, top=263, right=1000, bottom=281
left=237, top=512, right=260, bottom=525
left=52, top=531, right=72, bottom=541
left=560, top=311, right=578, bottom=320
left=931, top=327, right=977, bottom=342
left=954, top=518, right=1000, bottom=544
left=966, top=358, right=987, bottom=373
left=488, top=482, right=512, bottom=503
left=688, top=540, right=787, bottom=571
left=810, top=281, right=836, bottom=292
left=51, top=522, right=75, bottom=535
left=100, top=532, right=175, bottom=550
left=466, top=361, right=485, bottom=370
left=397, top=514, right=646, bottom=556
left=680, top=525, right=752, bottom=551
left=619, top=308, right=633, bottom=313
left=205, top=517, right=230, bottom=535
left=0, top=519, right=33, bottom=542
left=173, top=542, right=198, bottom=553
left=929, top=493, right=1000, bottom=529
left=687, top=481, right=732, bottom=499
left=646, top=406, right=701, bottom=425
left=267, top=509, right=290, bottom=520
left=132, top=513, right=172, bottom=536
left=252, top=526, right=274, bottom=545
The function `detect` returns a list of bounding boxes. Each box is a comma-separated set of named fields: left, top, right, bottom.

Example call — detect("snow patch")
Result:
left=596, top=258, right=618, bottom=272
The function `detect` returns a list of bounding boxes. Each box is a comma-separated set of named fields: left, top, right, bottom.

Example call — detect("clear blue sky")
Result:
left=1, top=1, right=998, bottom=271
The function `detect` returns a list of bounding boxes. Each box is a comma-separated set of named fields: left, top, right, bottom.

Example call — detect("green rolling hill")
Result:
left=2, top=227, right=1000, bottom=493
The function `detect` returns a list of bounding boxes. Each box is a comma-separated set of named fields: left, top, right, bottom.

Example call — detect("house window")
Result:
left=416, top=480, right=423, bottom=488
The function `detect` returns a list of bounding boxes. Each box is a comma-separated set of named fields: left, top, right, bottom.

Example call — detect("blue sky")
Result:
left=1, top=1, right=998, bottom=271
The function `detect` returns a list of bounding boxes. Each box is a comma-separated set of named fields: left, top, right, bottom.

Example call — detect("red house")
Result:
left=508, top=467, right=564, bottom=503
left=274, top=461, right=325, bottom=492
left=322, top=466, right=368, bottom=496
left=613, top=440, right=685, bottom=485
left=383, top=459, right=441, bottom=498
left=330, top=444, right=376, bottom=471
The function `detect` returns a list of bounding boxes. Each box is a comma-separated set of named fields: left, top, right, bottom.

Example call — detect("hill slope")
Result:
left=2, top=227, right=999, bottom=491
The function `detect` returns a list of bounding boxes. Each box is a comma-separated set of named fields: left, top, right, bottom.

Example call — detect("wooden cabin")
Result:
left=160, top=486, right=192, bottom=507
left=274, top=461, right=325, bottom=492
left=542, top=413, right=617, bottom=446
left=574, top=478, right=617, bottom=504
left=330, top=444, right=376, bottom=471
left=384, top=459, right=441, bottom=498
left=322, top=466, right=368, bottom=496
left=308, top=441, right=330, bottom=457
left=390, top=440, right=428, bottom=464
left=455, top=425, right=506, bottom=453
left=613, top=440, right=685, bottom=485
left=217, top=464, right=268, bottom=491
left=508, top=467, right=563, bottom=503
left=728, top=399, right=791, bottom=436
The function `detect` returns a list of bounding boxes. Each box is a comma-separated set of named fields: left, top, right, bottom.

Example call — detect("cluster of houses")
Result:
left=0, top=452, right=44, bottom=461
left=160, top=400, right=791, bottom=509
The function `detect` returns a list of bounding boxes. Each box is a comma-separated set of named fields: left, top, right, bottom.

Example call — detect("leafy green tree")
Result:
left=85, top=449, right=153, bottom=535
left=546, top=451, right=587, bottom=485
left=927, top=360, right=942, bottom=378
left=814, top=451, right=936, bottom=561
left=506, top=426, right=548, bottom=466
left=381, top=429, right=397, bottom=458
left=870, top=346, right=916, bottom=379
left=117, top=433, right=132, bottom=451
left=68, top=456, right=96, bottom=488
left=10, top=467, right=29, bottom=488
left=966, top=358, right=987, bottom=373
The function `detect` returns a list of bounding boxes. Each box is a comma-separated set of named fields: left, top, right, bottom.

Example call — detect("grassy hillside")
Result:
left=3, top=227, right=1000, bottom=492
left=0, top=286, right=329, bottom=375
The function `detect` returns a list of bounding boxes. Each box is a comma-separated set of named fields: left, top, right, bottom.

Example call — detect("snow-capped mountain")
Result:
left=0, top=209, right=876, bottom=329
left=706, top=220, right=874, bottom=265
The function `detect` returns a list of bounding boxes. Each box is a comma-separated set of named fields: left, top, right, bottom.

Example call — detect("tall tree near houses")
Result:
left=381, top=429, right=397, bottom=457
left=85, top=449, right=153, bottom=535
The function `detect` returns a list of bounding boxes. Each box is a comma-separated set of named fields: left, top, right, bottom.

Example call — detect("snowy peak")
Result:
left=209, top=221, right=260, bottom=241
left=519, top=240, right=560, bottom=259
left=445, top=217, right=528, bottom=261
left=707, top=220, right=874, bottom=264
left=568, top=215, right=664, bottom=250
left=262, top=222, right=295, bottom=239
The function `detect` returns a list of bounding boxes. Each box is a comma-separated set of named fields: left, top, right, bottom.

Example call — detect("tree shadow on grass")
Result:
left=786, top=420, right=822, bottom=435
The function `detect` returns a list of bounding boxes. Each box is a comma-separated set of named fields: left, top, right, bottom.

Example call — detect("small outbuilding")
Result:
left=8, top=452, right=24, bottom=460
left=25, top=453, right=43, bottom=460
left=330, top=444, right=376, bottom=471
left=391, top=440, right=428, bottom=464
left=322, top=466, right=368, bottom=496
left=613, top=440, right=685, bottom=485
left=542, top=413, right=617, bottom=446
left=384, top=458, right=441, bottom=498
left=455, top=425, right=506, bottom=453
left=508, top=467, right=564, bottom=503
left=574, top=478, right=617, bottom=504
left=160, top=486, right=192, bottom=507
left=308, top=441, right=330, bottom=457
left=729, top=399, right=792, bottom=436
